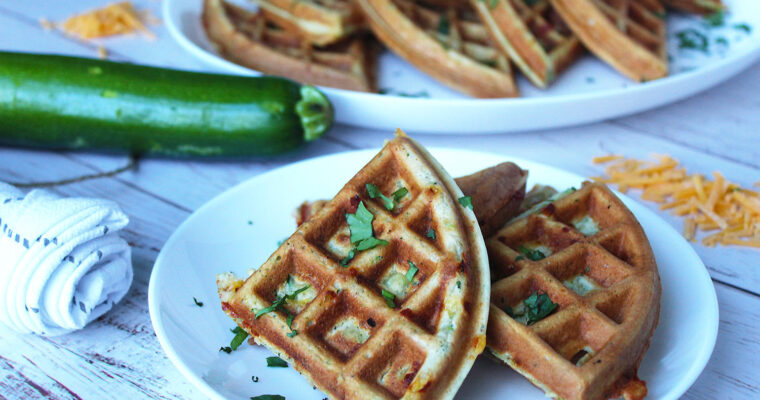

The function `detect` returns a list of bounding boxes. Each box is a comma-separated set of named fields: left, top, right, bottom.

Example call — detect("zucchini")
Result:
left=0, top=51, right=333, bottom=157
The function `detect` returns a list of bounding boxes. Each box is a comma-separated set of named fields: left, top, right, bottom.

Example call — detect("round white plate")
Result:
left=163, top=0, right=760, bottom=133
left=149, top=148, right=718, bottom=400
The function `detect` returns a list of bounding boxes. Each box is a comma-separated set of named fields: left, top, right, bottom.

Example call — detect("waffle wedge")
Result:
left=551, top=0, right=668, bottom=81
left=203, top=0, right=376, bottom=91
left=218, top=131, right=490, bottom=399
left=357, top=0, right=519, bottom=98
left=254, top=0, right=366, bottom=46
left=471, top=0, right=584, bottom=88
left=486, top=182, right=661, bottom=400
left=662, top=0, right=724, bottom=14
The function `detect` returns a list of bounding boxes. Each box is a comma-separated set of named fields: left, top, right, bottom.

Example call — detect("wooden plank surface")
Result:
left=1, top=1, right=759, bottom=399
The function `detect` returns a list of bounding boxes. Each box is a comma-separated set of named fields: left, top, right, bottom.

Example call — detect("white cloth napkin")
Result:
left=0, top=182, right=133, bottom=336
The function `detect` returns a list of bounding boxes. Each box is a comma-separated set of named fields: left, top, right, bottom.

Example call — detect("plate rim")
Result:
left=148, top=147, right=719, bottom=400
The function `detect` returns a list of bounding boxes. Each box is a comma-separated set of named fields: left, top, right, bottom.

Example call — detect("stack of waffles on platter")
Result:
left=203, top=0, right=723, bottom=96
left=218, top=131, right=662, bottom=399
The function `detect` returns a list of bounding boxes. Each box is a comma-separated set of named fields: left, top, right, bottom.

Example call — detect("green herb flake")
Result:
left=523, top=292, right=558, bottom=325
left=392, top=187, right=409, bottom=202
left=734, top=23, right=752, bottom=33
left=381, top=289, right=396, bottom=308
left=219, top=346, right=232, bottom=354
left=255, top=284, right=311, bottom=319
left=515, top=255, right=525, bottom=262
left=340, top=249, right=355, bottom=267
left=406, top=261, right=419, bottom=282
left=252, top=376, right=259, bottom=382
left=426, top=228, right=436, bottom=240
left=346, top=201, right=376, bottom=244
left=230, top=327, right=249, bottom=351
left=704, top=10, right=724, bottom=27
left=366, top=183, right=395, bottom=210
left=518, top=245, right=546, bottom=261
left=355, top=236, right=388, bottom=251
left=250, top=395, right=285, bottom=400
left=266, top=356, right=288, bottom=368
left=458, top=195, right=473, bottom=210
left=193, top=297, right=204, bottom=307
left=437, top=14, right=450, bottom=35
left=522, top=0, right=539, bottom=6
left=676, top=29, right=709, bottom=53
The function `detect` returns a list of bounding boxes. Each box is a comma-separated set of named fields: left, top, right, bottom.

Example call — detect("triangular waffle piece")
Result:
left=486, top=182, right=660, bottom=400
left=254, top=0, right=366, bottom=46
left=218, top=131, right=490, bottom=399
left=471, top=0, right=584, bottom=88
left=550, top=0, right=668, bottom=81
left=662, top=0, right=724, bottom=14
left=356, top=0, right=519, bottom=98
left=203, top=0, right=376, bottom=91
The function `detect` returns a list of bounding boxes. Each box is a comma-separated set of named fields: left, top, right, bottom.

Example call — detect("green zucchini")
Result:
left=0, top=51, right=333, bottom=157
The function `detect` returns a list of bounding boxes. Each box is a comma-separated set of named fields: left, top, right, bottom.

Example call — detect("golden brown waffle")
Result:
left=356, top=0, right=519, bottom=98
left=486, top=182, right=660, bottom=400
left=218, top=131, right=490, bottom=399
left=551, top=0, right=668, bottom=82
left=471, top=0, right=584, bottom=88
left=203, top=0, right=376, bottom=91
left=662, top=0, right=724, bottom=14
left=254, top=0, right=366, bottom=46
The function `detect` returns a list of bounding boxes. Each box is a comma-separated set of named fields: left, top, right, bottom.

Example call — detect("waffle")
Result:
left=550, top=0, right=668, bottom=82
left=471, top=0, right=584, bottom=88
left=254, top=0, right=366, bottom=46
left=662, top=0, right=724, bottom=14
left=203, top=0, right=376, bottom=92
left=486, top=182, right=661, bottom=400
left=297, top=162, right=528, bottom=236
left=218, top=131, right=490, bottom=399
left=356, top=0, right=519, bottom=98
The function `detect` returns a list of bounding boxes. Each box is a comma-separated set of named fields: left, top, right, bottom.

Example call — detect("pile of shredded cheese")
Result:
left=592, top=154, right=760, bottom=249
left=59, top=2, right=155, bottom=40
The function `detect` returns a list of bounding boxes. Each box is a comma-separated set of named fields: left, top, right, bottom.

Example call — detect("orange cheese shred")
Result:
left=593, top=154, right=760, bottom=249
left=61, top=2, right=155, bottom=39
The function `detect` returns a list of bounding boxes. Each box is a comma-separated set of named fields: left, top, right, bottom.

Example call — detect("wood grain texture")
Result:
left=0, top=0, right=759, bottom=399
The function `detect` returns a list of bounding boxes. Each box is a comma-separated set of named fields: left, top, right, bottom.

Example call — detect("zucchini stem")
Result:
left=296, top=86, right=334, bottom=142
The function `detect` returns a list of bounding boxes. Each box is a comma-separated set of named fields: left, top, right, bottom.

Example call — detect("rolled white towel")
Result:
left=0, top=182, right=133, bottom=336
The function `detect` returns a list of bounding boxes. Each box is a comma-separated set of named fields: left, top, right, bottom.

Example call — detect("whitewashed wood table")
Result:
left=1, top=1, right=759, bottom=399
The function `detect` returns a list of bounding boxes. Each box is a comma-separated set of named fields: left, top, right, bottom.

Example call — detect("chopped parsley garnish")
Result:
left=193, top=297, right=204, bottom=307
left=381, top=289, right=396, bottom=308
left=277, top=237, right=287, bottom=247
left=704, top=10, right=724, bottom=27
left=734, top=23, right=752, bottom=33
left=220, top=346, right=232, bottom=354
left=366, top=183, right=395, bottom=210
left=518, top=245, right=546, bottom=261
left=458, top=195, right=473, bottom=210
left=340, top=249, right=355, bottom=267
left=437, top=14, right=450, bottom=35
left=266, top=356, right=288, bottom=368
left=515, top=255, right=525, bottom=262
left=426, top=228, right=436, bottom=240
left=230, top=326, right=249, bottom=351
left=392, top=187, right=408, bottom=202
left=676, top=29, right=708, bottom=53
left=252, top=376, right=259, bottom=382
left=255, top=283, right=311, bottom=319
left=355, top=237, right=387, bottom=251
left=284, top=310, right=298, bottom=337
left=505, top=292, right=558, bottom=325
left=478, top=0, right=499, bottom=9
left=345, top=201, right=388, bottom=250
left=251, top=395, right=285, bottom=400
left=406, top=261, right=419, bottom=282
left=378, top=88, right=430, bottom=98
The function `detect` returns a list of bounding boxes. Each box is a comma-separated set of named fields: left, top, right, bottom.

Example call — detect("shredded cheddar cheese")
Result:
left=61, top=2, right=155, bottom=40
left=593, top=154, right=760, bottom=249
